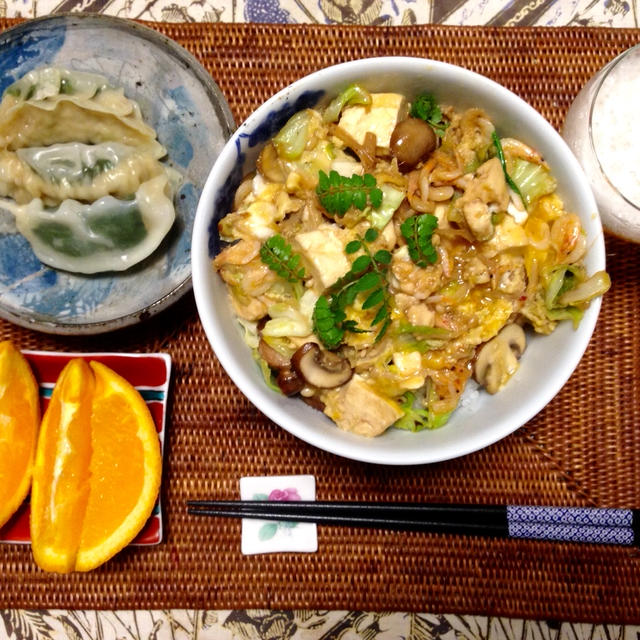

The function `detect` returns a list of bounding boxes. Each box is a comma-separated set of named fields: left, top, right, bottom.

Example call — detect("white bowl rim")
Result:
left=192, top=56, right=605, bottom=466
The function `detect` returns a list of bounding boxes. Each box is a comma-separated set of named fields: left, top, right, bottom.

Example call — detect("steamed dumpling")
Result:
left=4, top=174, right=176, bottom=273
left=0, top=67, right=157, bottom=150
left=3, top=67, right=110, bottom=102
left=0, top=141, right=168, bottom=204
left=0, top=66, right=180, bottom=274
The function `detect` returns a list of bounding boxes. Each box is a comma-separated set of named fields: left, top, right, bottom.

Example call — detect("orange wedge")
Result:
left=31, top=359, right=162, bottom=573
left=0, top=341, right=40, bottom=530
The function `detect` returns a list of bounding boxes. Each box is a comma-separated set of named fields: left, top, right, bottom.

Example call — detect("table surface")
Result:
left=1, top=3, right=640, bottom=639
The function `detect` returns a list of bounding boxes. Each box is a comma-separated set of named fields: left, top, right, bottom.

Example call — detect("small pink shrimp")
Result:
left=550, top=213, right=587, bottom=264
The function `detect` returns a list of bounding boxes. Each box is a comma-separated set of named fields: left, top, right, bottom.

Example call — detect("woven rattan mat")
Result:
left=1, top=19, right=640, bottom=623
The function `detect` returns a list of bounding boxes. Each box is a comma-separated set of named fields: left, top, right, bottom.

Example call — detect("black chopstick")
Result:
left=187, top=500, right=640, bottom=546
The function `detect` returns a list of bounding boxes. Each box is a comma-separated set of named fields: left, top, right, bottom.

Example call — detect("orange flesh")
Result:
left=30, top=359, right=94, bottom=572
left=0, top=341, right=40, bottom=529
left=31, top=358, right=161, bottom=573
left=80, top=386, right=146, bottom=549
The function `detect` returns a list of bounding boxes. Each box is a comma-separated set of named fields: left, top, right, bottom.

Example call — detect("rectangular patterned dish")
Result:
left=0, top=351, right=171, bottom=547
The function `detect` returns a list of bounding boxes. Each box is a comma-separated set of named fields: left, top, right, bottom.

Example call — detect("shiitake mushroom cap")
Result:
left=291, top=342, right=353, bottom=389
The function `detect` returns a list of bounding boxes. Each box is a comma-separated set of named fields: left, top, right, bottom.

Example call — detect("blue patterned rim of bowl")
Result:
left=0, top=14, right=235, bottom=335
left=207, top=88, right=324, bottom=258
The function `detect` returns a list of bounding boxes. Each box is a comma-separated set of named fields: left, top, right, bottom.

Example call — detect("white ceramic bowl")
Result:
left=192, top=57, right=606, bottom=465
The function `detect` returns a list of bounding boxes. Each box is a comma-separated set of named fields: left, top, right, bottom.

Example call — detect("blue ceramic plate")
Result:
left=0, top=15, right=235, bottom=334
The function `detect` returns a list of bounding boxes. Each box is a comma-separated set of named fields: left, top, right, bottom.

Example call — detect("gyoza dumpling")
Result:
left=0, top=67, right=157, bottom=150
left=3, top=174, right=177, bottom=273
left=0, top=141, right=168, bottom=204
left=3, top=67, right=110, bottom=102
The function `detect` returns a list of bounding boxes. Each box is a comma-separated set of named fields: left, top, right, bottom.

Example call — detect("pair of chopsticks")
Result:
left=187, top=500, right=640, bottom=547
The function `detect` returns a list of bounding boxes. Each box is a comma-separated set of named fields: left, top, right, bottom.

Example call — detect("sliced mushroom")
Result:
left=258, top=338, right=290, bottom=369
left=390, top=117, right=437, bottom=172
left=497, top=323, right=526, bottom=358
left=474, top=324, right=526, bottom=394
left=276, top=367, right=305, bottom=396
left=291, top=342, right=353, bottom=389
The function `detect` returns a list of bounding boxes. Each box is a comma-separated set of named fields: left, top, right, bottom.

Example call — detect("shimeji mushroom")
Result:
left=474, top=324, right=526, bottom=394
left=291, top=342, right=353, bottom=389
left=390, top=117, right=437, bottom=172
left=276, top=367, right=305, bottom=396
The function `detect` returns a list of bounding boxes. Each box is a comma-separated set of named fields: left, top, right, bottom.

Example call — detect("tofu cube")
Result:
left=330, top=158, right=363, bottom=177
left=338, top=93, right=407, bottom=151
left=323, top=374, right=404, bottom=437
left=295, top=225, right=350, bottom=290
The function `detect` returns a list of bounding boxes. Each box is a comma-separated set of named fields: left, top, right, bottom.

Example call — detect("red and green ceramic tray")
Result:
left=0, top=350, right=171, bottom=547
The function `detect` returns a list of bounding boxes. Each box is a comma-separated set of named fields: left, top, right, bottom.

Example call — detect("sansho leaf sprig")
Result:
left=316, top=170, right=383, bottom=216
left=410, top=93, right=449, bottom=137
left=313, top=228, right=393, bottom=349
left=400, top=213, right=439, bottom=268
left=259, top=234, right=306, bottom=283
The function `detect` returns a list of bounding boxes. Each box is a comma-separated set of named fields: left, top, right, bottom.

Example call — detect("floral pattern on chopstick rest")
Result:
left=239, top=475, right=317, bottom=555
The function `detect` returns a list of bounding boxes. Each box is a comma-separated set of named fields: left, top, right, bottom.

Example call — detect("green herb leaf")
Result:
left=316, top=170, right=383, bottom=216
left=373, top=249, right=392, bottom=265
left=374, top=317, right=392, bottom=343
left=364, top=228, right=379, bottom=243
left=312, top=229, right=393, bottom=349
left=371, top=304, right=389, bottom=326
left=351, top=254, right=372, bottom=274
left=400, top=214, right=439, bottom=268
left=410, top=93, right=449, bottom=137
left=356, top=271, right=382, bottom=290
left=312, top=295, right=345, bottom=349
left=342, top=319, right=366, bottom=334
left=362, top=288, right=384, bottom=310
left=259, top=234, right=306, bottom=283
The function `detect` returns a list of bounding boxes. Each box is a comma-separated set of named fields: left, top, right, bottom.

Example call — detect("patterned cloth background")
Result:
left=1, top=0, right=639, bottom=637
left=2, top=609, right=640, bottom=640
left=0, top=0, right=638, bottom=26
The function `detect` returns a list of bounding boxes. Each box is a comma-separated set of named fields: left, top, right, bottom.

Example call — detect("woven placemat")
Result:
left=1, top=18, right=640, bottom=623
